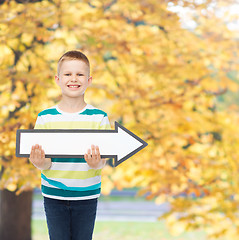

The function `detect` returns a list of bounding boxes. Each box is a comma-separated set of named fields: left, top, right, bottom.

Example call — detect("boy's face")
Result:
left=55, top=60, right=92, bottom=98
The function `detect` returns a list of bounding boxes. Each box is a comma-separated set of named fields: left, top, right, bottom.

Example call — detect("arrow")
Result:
left=16, top=121, right=148, bottom=167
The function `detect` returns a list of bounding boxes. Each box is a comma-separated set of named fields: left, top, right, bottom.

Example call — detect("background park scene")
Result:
left=0, top=0, right=239, bottom=239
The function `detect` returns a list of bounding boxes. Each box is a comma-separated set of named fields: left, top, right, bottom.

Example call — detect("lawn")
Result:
left=32, top=190, right=207, bottom=239
left=32, top=219, right=206, bottom=240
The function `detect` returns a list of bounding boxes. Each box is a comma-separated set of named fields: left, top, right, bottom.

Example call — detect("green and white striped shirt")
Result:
left=34, top=104, right=111, bottom=200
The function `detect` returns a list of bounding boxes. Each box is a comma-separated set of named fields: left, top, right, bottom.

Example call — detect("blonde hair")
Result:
left=57, top=50, right=90, bottom=76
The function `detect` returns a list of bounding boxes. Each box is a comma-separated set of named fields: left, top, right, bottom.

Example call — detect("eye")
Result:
left=77, top=73, right=83, bottom=76
left=64, top=73, right=71, bottom=76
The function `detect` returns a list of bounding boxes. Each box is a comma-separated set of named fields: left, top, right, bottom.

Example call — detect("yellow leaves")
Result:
left=189, top=143, right=209, bottom=155
left=0, top=44, right=12, bottom=58
left=205, top=215, right=232, bottom=236
left=0, top=45, right=14, bottom=67
left=208, top=146, right=218, bottom=158
left=130, top=46, right=144, bottom=56
left=16, top=184, right=33, bottom=195
left=167, top=55, right=177, bottom=65
left=166, top=215, right=187, bottom=236
left=1, top=163, right=40, bottom=193
left=183, top=100, right=195, bottom=111
left=170, top=221, right=188, bottom=236
left=188, top=166, right=201, bottom=181
left=154, top=146, right=164, bottom=157
left=21, top=33, right=34, bottom=46
left=101, top=165, right=114, bottom=195
left=224, top=79, right=239, bottom=92
left=89, top=0, right=103, bottom=8
left=155, top=194, right=167, bottom=205
left=0, top=1, right=238, bottom=239
left=1, top=171, right=18, bottom=192
left=6, top=183, right=17, bottom=192
left=101, top=175, right=114, bottom=195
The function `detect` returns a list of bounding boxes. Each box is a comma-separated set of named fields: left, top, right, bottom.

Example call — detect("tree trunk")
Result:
left=0, top=189, right=33, bottom=240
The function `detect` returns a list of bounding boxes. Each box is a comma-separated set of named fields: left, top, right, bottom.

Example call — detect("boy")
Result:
left=30, top=50, right=111, bottom=240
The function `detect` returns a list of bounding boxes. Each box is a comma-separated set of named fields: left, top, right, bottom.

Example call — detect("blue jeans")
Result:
left=43, top=197, right=98, bottom=240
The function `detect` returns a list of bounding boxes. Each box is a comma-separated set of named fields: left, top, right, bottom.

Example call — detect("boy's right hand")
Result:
left=30, top=144, right=52, bottom=170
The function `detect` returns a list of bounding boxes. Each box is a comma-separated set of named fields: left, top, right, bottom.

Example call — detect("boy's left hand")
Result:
left=84, top=145, right=106, bottom=169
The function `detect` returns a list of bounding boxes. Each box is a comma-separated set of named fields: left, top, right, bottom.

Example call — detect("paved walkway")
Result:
left=96, top=201, right=170, bottom=222
left=32, top=196, right=170, bottom=222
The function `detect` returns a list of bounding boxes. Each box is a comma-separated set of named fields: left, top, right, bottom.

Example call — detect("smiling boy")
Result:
left=29, top=50, right=111, bottom=240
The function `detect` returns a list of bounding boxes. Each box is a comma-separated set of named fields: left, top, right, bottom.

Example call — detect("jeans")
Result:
left=43, top=197, right=98, bottom=240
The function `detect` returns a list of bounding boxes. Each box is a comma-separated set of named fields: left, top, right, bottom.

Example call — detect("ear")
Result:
left=55, top=75, right=60, bottom=86
left=88, top=76, right=93, bottom=86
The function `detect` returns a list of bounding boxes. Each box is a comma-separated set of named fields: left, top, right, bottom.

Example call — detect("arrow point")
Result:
left=114, top=122, right=148, bottom=167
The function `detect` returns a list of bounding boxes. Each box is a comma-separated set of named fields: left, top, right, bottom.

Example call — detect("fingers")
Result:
left=30, top=144, right=38, bottom=159
left=29, top=144, right=51, bottom=170
left=84, top=149, right=91, bottom=161
left=91, top=145, right=100, bottom=160
left=41, top=148, right=45, bottom=159
left=84, top=145, right=103, bottom=169
left=95, top=145, right=100, bottom=157
left=88, top=145, right=100, bottom=159
left=31, top=145, right=43, bottom=156
left=30, top=144, right=45, bottom=162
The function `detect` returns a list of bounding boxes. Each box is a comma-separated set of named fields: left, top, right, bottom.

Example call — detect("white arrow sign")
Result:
left=16, top=122, right=148, bottom=167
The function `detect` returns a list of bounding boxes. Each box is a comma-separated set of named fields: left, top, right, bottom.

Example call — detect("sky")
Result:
left=167, top=1, right=239, bottom=31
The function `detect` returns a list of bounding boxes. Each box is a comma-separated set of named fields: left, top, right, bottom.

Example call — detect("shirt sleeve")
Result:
left=99, top=114, right=111, bottom=130
left=34, top=115, right=46, bottom=129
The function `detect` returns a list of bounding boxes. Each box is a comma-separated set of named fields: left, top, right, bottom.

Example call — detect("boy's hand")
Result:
left=30, top=144, right=52, bottom=170
left=84, top=145, right=106, bottom=169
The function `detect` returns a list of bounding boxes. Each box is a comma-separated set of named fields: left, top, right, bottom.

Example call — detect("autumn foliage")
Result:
left=0, top=0, right=239, bottom=239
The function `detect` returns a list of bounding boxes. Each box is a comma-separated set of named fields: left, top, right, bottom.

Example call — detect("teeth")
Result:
left=68, top=85, right=79, bottom=88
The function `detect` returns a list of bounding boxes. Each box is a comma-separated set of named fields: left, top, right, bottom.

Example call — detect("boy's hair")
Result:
left=57, top=50, right=90, bottom=76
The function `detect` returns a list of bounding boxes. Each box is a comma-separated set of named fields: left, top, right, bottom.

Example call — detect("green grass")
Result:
left=32, top=220, right=48, bottom=240
left=32, top=219, right=206, bottom=240
left=32, top=191, right=207, bottom=239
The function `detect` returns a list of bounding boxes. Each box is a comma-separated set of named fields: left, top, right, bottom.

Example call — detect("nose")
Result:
left=71, top=75, right=78, bottom=82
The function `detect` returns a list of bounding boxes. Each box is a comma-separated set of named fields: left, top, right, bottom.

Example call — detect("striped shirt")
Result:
left=34, top=104, right=111, bottom=200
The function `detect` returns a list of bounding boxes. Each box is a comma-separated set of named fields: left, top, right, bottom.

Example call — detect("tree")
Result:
left=95, top=1, right=239, bottom=239
left=0, top=1, right=66, bottom=239
left=0, top=0, right=238, bottom=239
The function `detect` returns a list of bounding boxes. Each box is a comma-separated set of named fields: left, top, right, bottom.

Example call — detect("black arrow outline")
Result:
left=16, top=121, right=148, bottom=167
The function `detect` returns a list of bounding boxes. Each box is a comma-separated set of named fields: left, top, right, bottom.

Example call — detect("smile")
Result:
left=67, top=85, right=81, bottom=88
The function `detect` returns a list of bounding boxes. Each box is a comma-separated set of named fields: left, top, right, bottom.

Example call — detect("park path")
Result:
left=32, top=190, right=170, bottom=222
